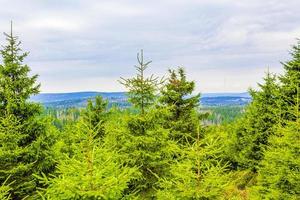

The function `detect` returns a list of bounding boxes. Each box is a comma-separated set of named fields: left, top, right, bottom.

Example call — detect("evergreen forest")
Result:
left=0, top=26, right=299, bottom=200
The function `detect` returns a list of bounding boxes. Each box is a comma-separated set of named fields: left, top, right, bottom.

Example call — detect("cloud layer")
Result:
left=0, top=0, right=299, bottom=92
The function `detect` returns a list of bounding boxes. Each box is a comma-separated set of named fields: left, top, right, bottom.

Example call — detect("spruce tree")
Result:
left=159, top=67, right=200, bottom=144
left=233, top=71, right=279, bottom=171
left=250, top=44, right=300, bottom=198
left=81, top=96, right=108, bottom=139
left=39, top=97, right=138, bottom=199
left=278, top=39, right=300, bottom=121
left=118, top=108, right=178, bottom=198
left=157, top=125, right=230, bottom=199
left=118, top=52, right=178, bottom=198
left=0, top=22, right=55, bottom=199
left=0, top=22, right=40, bottom=120
left=119, top=50, right=163, bottom=115
left=251, top=103, right=300, bottom=199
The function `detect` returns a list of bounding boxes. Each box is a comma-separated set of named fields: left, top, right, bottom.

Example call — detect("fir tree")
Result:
left=251, top=102, right=300, bottom=199
left=159, top=67, right=200, bottom=144
left=278, top=39, right=300, bottom=121
left=0, top=22, right=40, bottom=120
left=233, top=71, right=279, bottom=171
left=119, top=50, right=163, bottom=115
left=116, top=108, right=178, bottom=198
left=39, top=98, right=138, bottom=199
left=81, top=96, right=108, bottom=139
left=118, top=57, right=179, bottom=197
left=157, top=125, right=230, bottom=199
left=0, top=22, right=55, bottom=199
left=248, top=41, right=300, bottom=198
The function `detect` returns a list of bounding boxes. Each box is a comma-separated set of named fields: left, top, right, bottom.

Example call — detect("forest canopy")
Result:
left=0, top=25, right=299, bottom=200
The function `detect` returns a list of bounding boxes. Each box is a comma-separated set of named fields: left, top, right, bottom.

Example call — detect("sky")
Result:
left=0, top=0, right=299, bottom=93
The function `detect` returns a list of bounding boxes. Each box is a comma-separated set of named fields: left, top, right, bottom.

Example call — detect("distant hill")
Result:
left=30, top=92, right=251, bottom=108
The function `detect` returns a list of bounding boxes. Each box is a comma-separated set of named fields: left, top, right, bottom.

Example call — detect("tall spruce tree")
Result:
left=118, top=52, right=178, bottom=198
left=0, top=22, right=54, bottom=199
left=250, top=41, right=300, bottom=199
left=0, top=22, right=40, bottom=120
left=159, top=67, right=200, bottom=144
left=233, top=71, right=279, bottom=171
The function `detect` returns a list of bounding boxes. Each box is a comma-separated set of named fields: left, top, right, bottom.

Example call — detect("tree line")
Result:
left=0, top=25, right=299, bottom=200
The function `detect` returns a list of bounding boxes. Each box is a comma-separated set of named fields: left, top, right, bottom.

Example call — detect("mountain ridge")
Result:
left=30, top=92, right=251, bottom=108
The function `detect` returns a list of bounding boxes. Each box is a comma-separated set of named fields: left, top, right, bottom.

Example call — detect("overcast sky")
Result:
left=0, top=0, right=299, bottom=93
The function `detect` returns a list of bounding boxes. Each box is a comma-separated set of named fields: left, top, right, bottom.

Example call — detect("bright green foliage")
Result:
left=157, top=127, right=230, bottom=199
left=118, top=108, right=179, bottom=198
left=233, top=72, right=279, bottom=170
left=251, top=120, right=300, bottom=199
left=1, top=26, right=299, bottom=200
left=0, top=24, right=56, bottom=199
left=119, top=50, right=163, bottom=114
left=278, top=39, right=300, bottom=121
left=159, top=67, right=200, bottom=144
left=39, top=101, right=138, bottom=200
left=0, top=176, right=11, bottom=200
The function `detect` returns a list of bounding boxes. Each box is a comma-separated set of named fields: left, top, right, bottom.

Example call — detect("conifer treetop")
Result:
left=119, top=49, right=163, bottom=114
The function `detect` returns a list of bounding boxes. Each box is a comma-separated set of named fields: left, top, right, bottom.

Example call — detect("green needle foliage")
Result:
left=0, top=176, right=12, bottom=200
left=0, top=24, right=299, bottom=200
left=159, top=67, right=201, bottom=145
left=157, top=126, right=230, bottom=200
left=0, top=23, right=56, bottom=199
left=251, top=107, right=300, bottom=199
left=119, top=50, right=163, bottom=115
left=39, top=97, right=138, bottom=199
left=278, top=40, right=300, bottom=121
left=0, top=23, right=40, bottom=120
left=233, top=71, right=279, bottom=171
left=117, top=108, right=179, bottom=198
left=81, top=96, right=108, bottom=139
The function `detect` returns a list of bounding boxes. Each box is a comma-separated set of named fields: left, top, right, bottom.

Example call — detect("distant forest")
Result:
left=0, top=25, right=299, bottom=200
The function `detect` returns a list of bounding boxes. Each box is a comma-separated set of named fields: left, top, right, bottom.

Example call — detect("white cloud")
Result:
left=0, top=0, right=299, bottom=92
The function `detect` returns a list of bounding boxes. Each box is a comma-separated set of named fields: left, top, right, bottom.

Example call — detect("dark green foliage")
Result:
left=0, top=23, right=40, bottom=120
left=233, top=72, right=279, bottom=170
left=247, top=42, right=300, bottom=198
left=159, top=67, right=201, bottom=144
left=116, top=108, right=179, bottom=198
left=119, top=50, right=163, bottom=114
left=278, top=39, right=300, bottom=121
left=81, top=96, right=108, bottom=139
left=252, top=120, right=300, bottom=199
left=0, top=23, right=56, bottom=199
